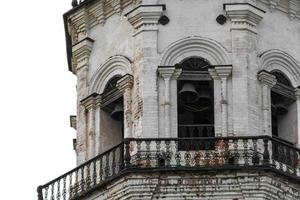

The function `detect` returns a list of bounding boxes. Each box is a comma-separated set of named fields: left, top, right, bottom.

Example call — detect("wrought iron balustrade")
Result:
left=38, top=136, right=300, bottom=200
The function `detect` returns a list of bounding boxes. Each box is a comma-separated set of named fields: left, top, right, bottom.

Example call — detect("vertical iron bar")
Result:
left=145, top=140, right=151, bottom=167
left=62, top=177, right=66, bottom=200
left=93, top=160, right=97, bottom=185
left=243, top=139, right=249, bottom=166
left=56, top=179, right=60, bottom=200
left=263, top=138, right=270, bottom=165
left=112, top=148, right=116, bottom=175
left=124, top=139, right=131, bottom=167
left=37, top=186, right=43, bottom=200
left=252, top=139, right=259, bottom=165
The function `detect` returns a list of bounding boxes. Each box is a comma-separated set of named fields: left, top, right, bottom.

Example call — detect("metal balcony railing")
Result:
left=37, top=136, right=300, bottom=200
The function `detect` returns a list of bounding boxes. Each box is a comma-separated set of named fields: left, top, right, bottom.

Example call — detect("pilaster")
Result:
left=258, top=70, right=277, bottom=136
left=225, top=3, right=265, bottom=136
left=116, top=74, right=134, bottom=138
left=158, top=67, right=182, bottom=138
left=126, top=3, right=164, bottom=138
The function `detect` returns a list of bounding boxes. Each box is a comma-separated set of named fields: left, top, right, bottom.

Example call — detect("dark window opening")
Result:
left=177, top=57, right=214, bottom=150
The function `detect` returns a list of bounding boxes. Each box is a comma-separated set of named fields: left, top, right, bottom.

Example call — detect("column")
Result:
left=158, top=67, right=182, bottom=138
left=258, top=70, right=277, bottom=136
left=209, top=66, right=232, bottom=137
left=295, top=88, right=300, bottom=147
left=116, top=74, right=134, bottom=138
left=80, top=93, right=100, bottom=160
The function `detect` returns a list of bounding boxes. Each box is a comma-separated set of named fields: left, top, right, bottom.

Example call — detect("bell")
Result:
left=111, top=103, right=124, bottom=121
left=178, top=83, right=200, bottom=103
left=198, top=85, right=212, bottom=106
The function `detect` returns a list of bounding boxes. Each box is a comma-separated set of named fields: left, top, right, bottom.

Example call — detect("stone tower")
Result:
left=38, top=0, right=300, bottom=199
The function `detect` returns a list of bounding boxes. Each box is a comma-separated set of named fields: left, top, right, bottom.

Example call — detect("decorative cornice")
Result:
left=259, top=0, right=300, bottom=20
left=116, top=74, right=134, bottom=92
left=64, top=0, right=137, bottom=72
left=295, top=87, right=300, bottom=99
left=158, top=66, right=182, bottom=80
left=258, top=70, right=277, bottom=87
left=80, top=93, right=101, bottom=109
left=72, top=37, right=94, bottom=73
left=68, top=0, right=136, bottom=44
left=208, top=65, right=233, bottom=80
left=126, top=4, right=165, bottom=36
left=70, top=115, right=77, bottom=130
left=224, top=3, right=265, bottom=34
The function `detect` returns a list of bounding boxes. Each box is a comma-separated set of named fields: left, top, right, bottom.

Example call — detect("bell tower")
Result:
left=38, top=0, right=300, bottom=199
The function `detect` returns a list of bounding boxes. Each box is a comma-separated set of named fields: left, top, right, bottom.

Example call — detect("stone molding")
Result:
left=70, top=115, right=77, bottom=130
left=257, top=70, right=277, bottom=87
left=259, top=0, right=300, bottom=20
left=80, top=93, right=101, bottom=110
left=224, top=3, right=265, bottom=34
left=259, top=49, right=300, bottom=87
left=158, top=66, right=182, bottom=80
left=116, top=74, right=134, bottom=93
left=295, top=87, right=300, bottom=100
left=208, top=66, right=233, bottom=80
left=91, top=172, right=300, bottom=199
left=68, top=0, right=136, bottom=43
left=160, top=36, right=231, bottom=66
left=89, top=55, right=132, bottom=94
left=126, top=4, right=165, bottom=36
left=72, top=37, right=94, bottom=73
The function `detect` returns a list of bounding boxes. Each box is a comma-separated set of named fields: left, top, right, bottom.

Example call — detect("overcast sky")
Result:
left=0, top=1, right=77, bottom=199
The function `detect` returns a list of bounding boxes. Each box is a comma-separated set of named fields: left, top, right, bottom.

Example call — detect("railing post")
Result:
left=124, top=139, right=131, bottom=167
left=263, top=138, right=270, bottom=165
left=37, top=186, right=43, bottom=200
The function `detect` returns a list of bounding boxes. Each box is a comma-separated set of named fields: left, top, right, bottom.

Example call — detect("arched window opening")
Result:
left=100, top=75, right=124, bottom=152
left=271, top=71, right=297, bottom=144
left=177, top=57, right=214, bottom=150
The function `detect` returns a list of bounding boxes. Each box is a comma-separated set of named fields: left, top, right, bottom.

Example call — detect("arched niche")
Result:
left=89, top=55, right=132, bottom=153
left=260, top=49, right=300, bottom=145
left=160, top=36, right=231, bottom=66
left=158, top=37, right=232, bottom=138
left=89, top=55, right=132, bottom=94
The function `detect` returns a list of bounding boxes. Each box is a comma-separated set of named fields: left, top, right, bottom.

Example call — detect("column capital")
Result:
left=116, top=74, right=134, bottom=93
left=80, top=93, right=101, bottom=110
left=295, top=87, right=300, bottom=100
left=208, top=65, right=232, bottom=80
left=258, top=70, right=277, bottom=87
left=125, top=4, right=165, bottom=36
left=158, top=66, right=182, bottom=80
left=72, top=37, right=94, bottom=74
left=224, top=3, right=265, bottom=34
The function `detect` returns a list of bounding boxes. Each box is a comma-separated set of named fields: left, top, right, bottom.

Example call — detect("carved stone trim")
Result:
left=126, top=4, right=165, bottom=36
left=70, top=115, right=77, bottom=130
left=257, top=70, right=277, bottom=88
left=259, top=0, right=300, bottom=20
left=116, top=74, right=134, bottom=93
left=80, top=93, right=101, bottom=109
left=72, top=37, right=94, bottom=73
left=224, top=3, right=265, bottom=34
